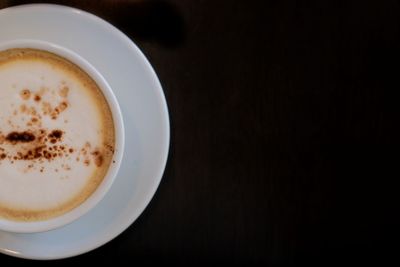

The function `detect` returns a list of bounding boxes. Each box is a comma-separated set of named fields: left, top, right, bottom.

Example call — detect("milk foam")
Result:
left=0, top=49, right=114, bottom=220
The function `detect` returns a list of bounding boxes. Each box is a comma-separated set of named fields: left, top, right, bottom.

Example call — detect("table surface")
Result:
left=0, top=0, right=399, bottom=265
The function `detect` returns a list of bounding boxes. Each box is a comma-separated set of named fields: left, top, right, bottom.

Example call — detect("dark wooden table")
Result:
left=1, top=0, right=399, bottom=265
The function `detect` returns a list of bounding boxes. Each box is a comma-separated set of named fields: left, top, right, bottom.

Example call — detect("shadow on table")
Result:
left=6, top=0, right=186, bottom=48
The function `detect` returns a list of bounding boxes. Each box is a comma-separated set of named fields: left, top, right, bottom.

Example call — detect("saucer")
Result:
left=0, top=4, right=170, bottom=260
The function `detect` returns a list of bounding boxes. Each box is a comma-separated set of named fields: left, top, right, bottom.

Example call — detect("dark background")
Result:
left=0, top=0, right=399, bottom=265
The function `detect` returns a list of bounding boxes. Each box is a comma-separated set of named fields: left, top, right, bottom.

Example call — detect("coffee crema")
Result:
left=0, top=48, right=115, bottom=221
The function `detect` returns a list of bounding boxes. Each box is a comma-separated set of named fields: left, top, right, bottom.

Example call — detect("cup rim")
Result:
left=0, top=39, right=125, bottom=233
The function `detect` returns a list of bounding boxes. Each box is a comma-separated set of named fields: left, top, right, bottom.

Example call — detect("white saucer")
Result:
left=0, top=4, right=170, bottom=260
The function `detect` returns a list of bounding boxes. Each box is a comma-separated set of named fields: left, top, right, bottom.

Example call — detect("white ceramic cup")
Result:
left=0, top=39, right=125, bottom=233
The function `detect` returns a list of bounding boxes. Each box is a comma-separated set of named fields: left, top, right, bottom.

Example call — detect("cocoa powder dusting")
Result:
left=20, top=89, right=31, bottom=100
left=6, top=131, right=35, bottom=143
left=94, top=155, right=103, bottom=167
left=58, top=102, right=68, bottom=112
left=20, top=104, right=27, bottom=113
left=34, top=95, right=41, bottom=102
left=48, top=130, right=63, bottom=140
left=0, top=82, right=108, bottom=172
left=91, top=150, right=104, bottom=167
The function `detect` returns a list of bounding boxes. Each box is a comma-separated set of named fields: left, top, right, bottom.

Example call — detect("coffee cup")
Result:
left=0, top=39, right=124, bottom=233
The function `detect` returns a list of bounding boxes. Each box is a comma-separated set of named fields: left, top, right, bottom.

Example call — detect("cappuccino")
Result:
left=0, top=48, right=115, bottom=221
